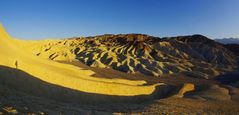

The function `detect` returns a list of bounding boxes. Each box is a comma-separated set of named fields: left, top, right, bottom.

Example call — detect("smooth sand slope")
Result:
left=0, top=24, right=162, bottom=97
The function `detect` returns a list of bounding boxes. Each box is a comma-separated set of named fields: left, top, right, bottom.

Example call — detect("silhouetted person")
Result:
left=15, top=60, right=18, bottom=69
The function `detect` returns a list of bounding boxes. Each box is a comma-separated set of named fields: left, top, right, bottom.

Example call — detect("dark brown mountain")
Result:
left=224, top=44, right=239, bottom=57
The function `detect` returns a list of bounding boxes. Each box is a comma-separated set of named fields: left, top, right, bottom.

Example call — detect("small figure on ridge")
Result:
left=15, top=60, right=18, bottom=69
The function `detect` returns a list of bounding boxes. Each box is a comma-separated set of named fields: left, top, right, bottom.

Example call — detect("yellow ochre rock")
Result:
left=0, top=23, right=162, bottom=96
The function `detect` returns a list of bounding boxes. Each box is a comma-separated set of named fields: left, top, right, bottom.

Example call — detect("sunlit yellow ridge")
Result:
left=0, top=23, right=162, bottom=96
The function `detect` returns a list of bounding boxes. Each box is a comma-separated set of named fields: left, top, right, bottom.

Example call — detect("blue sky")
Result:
left=0, top=0, right=239, bottom=40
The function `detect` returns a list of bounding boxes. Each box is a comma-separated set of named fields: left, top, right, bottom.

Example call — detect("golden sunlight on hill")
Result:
left=0, top=24, right=163, bottom=97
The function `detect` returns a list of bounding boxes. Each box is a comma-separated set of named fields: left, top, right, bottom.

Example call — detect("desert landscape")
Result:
left=0, top=23, right=239, bottom=114
left=1, top=0, right=239, bottom=114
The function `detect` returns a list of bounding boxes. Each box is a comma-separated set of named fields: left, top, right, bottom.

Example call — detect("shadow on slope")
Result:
left=0, top=65, right=172, bottom=105
left=214, top=72, right=239, bottom=85
left=58, top=60, right=217, bottom=86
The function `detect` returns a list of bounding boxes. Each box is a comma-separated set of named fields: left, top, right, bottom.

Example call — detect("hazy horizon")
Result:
left=1, top=0, right=239, bottom=40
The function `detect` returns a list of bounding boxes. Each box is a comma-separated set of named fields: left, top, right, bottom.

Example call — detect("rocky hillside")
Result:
left=224, top=44, right=239, bottom=57
left=21, top=34, right=239, bottom=78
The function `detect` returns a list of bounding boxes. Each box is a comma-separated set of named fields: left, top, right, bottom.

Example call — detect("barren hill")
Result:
left=1, top=24, right=239, bottom=114
left=21, top=34, right=238, bottom=78
left=0, top=24, right=164, bottom=101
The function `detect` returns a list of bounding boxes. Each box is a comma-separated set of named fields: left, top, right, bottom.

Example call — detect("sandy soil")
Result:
left=1, top=84, right=239, bottom=114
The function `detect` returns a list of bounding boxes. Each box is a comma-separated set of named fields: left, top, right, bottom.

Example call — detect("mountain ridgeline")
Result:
left=215, top=38, right=239, bottom=45
left=24, top=34, right=239, bottom=78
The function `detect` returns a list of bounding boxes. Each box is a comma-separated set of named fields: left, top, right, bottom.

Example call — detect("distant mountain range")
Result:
left=215, top=38, right=239, bottom=44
